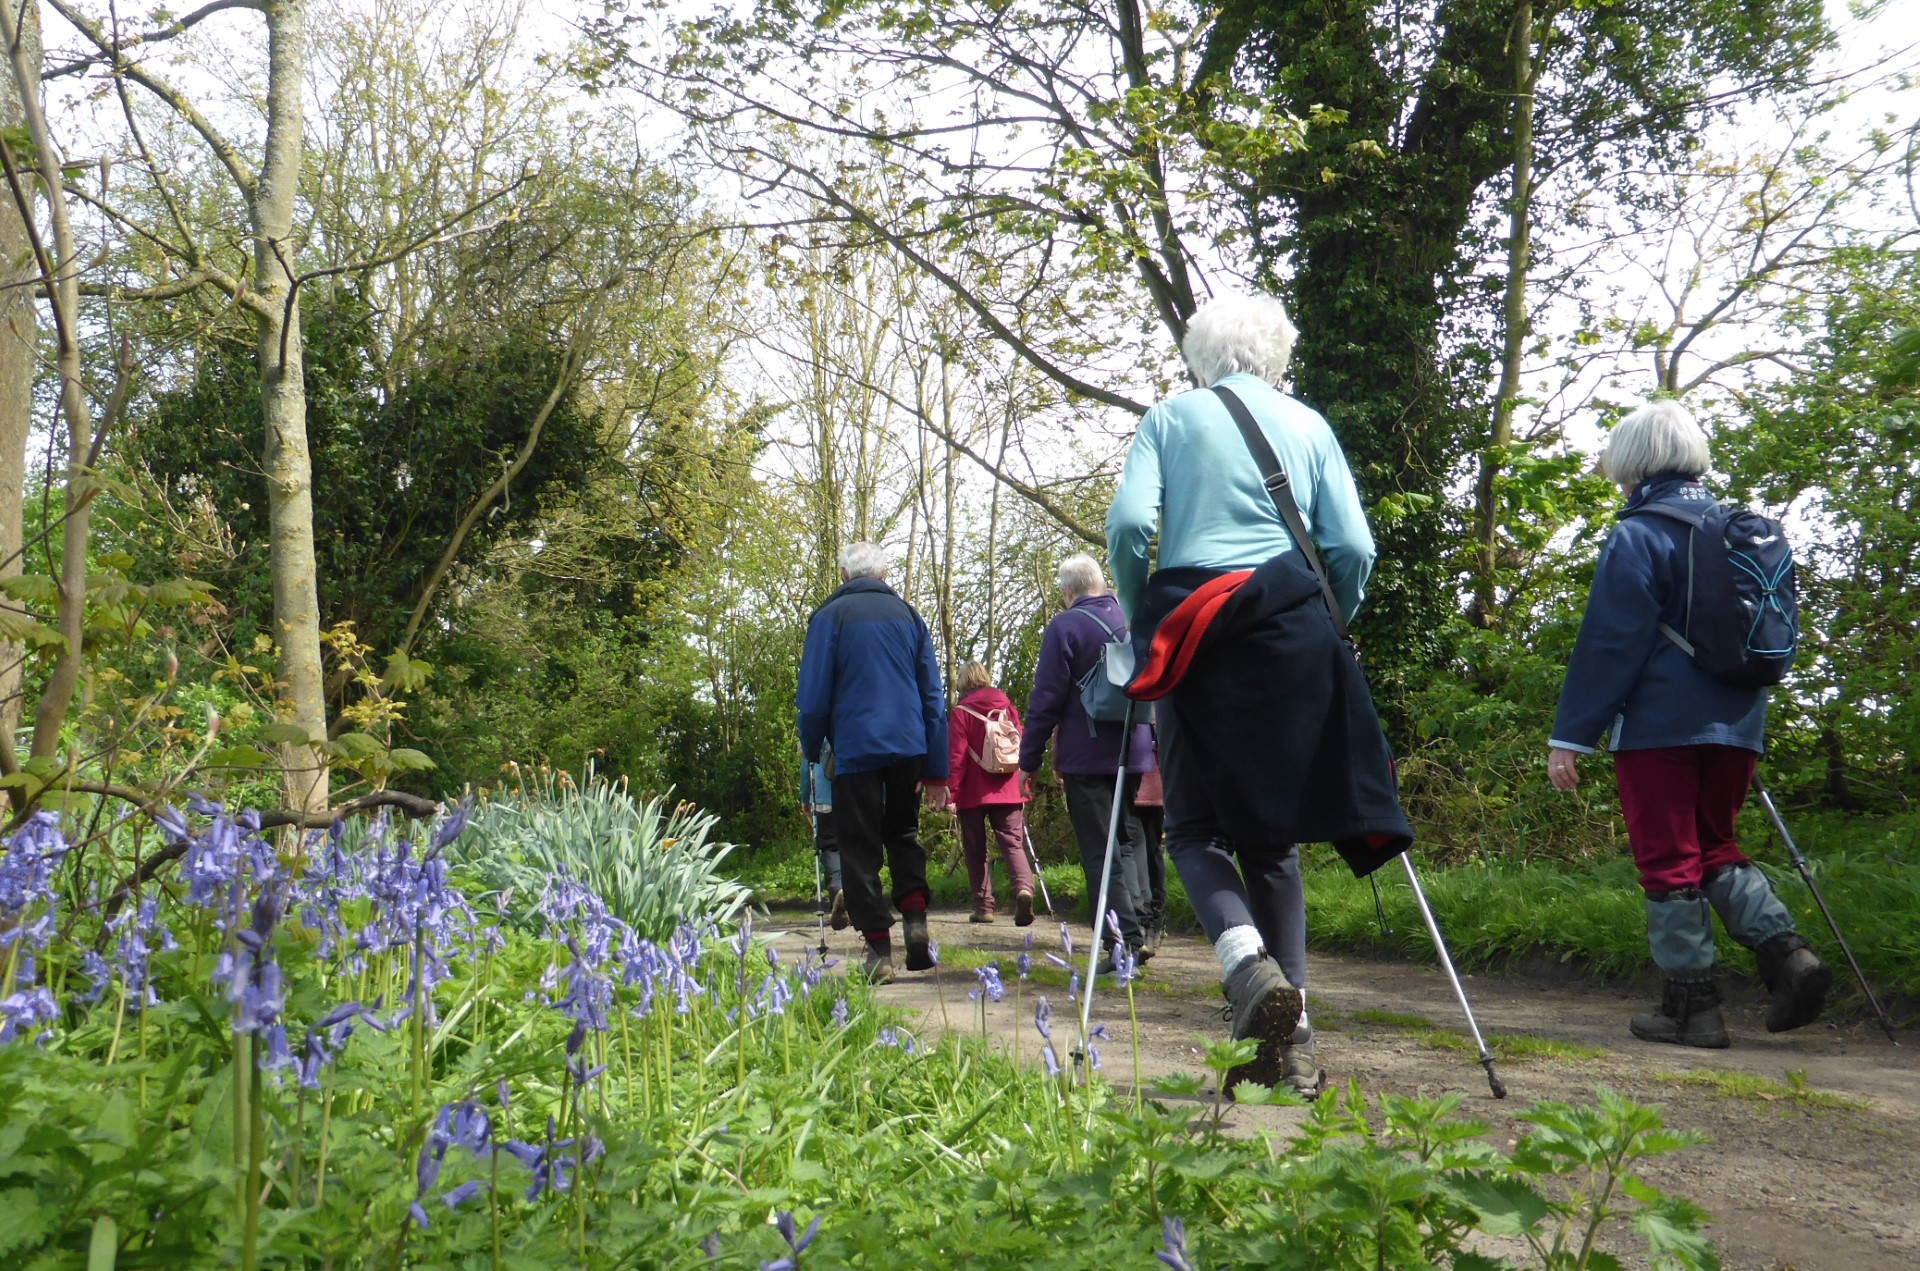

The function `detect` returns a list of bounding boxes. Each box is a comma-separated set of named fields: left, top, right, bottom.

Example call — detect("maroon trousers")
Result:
left=1613, top=745, right=1757, bottom=895
left=956, top=805, right=1033, bottom=915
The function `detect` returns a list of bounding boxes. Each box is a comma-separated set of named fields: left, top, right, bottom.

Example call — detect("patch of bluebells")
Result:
left=0, top=815, right=71, bottom=1046
left=761, top=1211, right=821, bottom=1271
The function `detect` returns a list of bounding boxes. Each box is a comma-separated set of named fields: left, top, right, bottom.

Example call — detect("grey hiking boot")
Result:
left=1756, top=933, right=1832, bottom=1033
left=1220, top=953, right=1303, bottom=1097
left=1630, top=977, right=1730, bottom=1049
left=1279, top=1021, right=1325, bottom=1098
left=902, top=911, right=934, bottom=971
left=829, top=890, right=849, bottom=931
left=861, top=938, right=894, bottom=985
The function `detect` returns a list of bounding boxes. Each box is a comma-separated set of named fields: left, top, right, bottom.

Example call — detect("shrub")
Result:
left=456, top=768, right=751, bottom=937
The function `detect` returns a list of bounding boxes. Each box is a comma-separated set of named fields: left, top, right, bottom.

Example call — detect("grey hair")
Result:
left=1180, top=292, right=1299, bottom=388
left=838, top=541, right=889, bottom=579
left=1601, top=400, right=1711, bottom=489
left=1054, top=553, right=1109, bottom=599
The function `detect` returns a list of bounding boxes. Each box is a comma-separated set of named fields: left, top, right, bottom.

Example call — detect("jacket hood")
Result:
left=958, top=686, right=1014, bottom=713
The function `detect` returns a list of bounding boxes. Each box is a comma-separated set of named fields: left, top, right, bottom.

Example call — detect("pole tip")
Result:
left=1483, top=1059, right=1508, bottom=1100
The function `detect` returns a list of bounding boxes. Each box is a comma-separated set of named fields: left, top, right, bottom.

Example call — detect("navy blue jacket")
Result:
left=797, top=578, right=950, bottom=780
left=1020, top=594, right=1153, bottom=777
left=1550, top=475, right=1768, bottom=755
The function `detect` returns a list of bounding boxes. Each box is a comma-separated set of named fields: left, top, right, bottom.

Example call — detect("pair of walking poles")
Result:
left=1073, top=689, right=1510, bottom=1098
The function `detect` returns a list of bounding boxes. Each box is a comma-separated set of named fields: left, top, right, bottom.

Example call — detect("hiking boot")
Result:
left=902, top=912, right=935, bottom=971
left=1220, top=953, right=1303, bottom=1097
left=1756, top=933, right=1832, bottom=1033
left=969, top=910, right=996, bottom=924
left=829, top=891, right=849, bottom=931
left=862, top=939, right=894, bottom=985
left=1630, top=978, right=1730, bottom=1049
left=1279, top=1022, right=1325, bottom=1099
left=1013, top=892, right=1035, bottom=927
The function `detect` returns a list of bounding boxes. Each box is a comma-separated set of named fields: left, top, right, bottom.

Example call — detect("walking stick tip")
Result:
left=1482, top=1059, right=1508, bottom=1100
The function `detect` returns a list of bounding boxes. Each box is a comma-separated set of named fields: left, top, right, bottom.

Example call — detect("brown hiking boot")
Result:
left=1630, top=978, right=1730, bottom=1049
left=829, top=890, right=849, bottom=931
left=861, top=939, right=894, bottom=985
left=1757, top=933, right=1832, bottom=1033
left=1013, top=892, right=1035, bottom=927
left=969, top=910, right=995, bottom=924
left=1220, top=953, right=1302, bottom=1097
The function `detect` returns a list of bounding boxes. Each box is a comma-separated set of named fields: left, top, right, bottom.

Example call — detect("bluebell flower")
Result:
left=1034, top=996, right=1052, bottom=1041
left=1041, top=1042, right=1061, bottom=1077
left=443, top=1180, right=484, bottom=1211
left=974, top=965, right=1006, bottom=1004
left=1156, top=1216, right=1198, bottom=1271
left=1017, top=933, right=1033, bottom=980
left=408, top=1200, right=432, bottom=1229
left=1059, top=923, right=1073, bottom=958
left=830, top=998, right=849, bottom=1029
left=77, top=950, right=111, bottom=1007
left=0, top=986, right=57, bottom=1045
left=431, top=798, right=472, bottom=852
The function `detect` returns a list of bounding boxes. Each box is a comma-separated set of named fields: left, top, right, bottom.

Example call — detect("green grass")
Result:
left=1336, top=1009, right=1608, bottom=1065
left=1656, top=1068, right=1870, bottom=1112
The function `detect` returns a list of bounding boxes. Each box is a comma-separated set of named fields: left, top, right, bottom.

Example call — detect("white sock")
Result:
left=1214, top=925, right=1264, bottom=978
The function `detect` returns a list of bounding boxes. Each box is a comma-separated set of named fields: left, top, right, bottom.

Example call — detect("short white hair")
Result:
left=1601, top=400, right=1711, bottom=489
left=1180, top=293, right=1299, bottom=387
left=838, top=541, right=888, bottom=579
left=1055, top=553, right=1109, bottom=599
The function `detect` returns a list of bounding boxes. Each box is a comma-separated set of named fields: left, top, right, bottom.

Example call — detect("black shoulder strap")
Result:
left=1211, top=385, right=1352, bottom=645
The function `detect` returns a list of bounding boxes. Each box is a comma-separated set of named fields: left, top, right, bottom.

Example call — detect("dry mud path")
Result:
left=763, top=907, right=1918, bottom=1271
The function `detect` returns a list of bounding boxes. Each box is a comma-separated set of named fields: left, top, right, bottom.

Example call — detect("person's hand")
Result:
left=922, top=782, right=950, bottom=812
left=800, top=802, right=812, bottom=816
left=1547, top=747, right=1581, bottom=793
left=1018, top=770, right=1035, bottom=799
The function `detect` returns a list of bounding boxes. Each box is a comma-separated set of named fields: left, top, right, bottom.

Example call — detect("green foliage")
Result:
left=456, top=769, right=753, bottom=937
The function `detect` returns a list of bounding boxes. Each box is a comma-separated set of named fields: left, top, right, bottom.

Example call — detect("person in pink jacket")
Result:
left=947, top=661, right=1037, bottom=925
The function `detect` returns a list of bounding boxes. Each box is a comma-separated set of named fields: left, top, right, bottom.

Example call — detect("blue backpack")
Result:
left=1625, top=493, right=1799, bottom=689
left=1071, top=608, right=1136, bottom=734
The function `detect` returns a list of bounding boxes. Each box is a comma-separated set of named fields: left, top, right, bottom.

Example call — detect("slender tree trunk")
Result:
left=254, top=0, right=328, bottom=812
left=1471, top=0, right=1540, bottom=631
left=0, top=4, right=37, bottom=774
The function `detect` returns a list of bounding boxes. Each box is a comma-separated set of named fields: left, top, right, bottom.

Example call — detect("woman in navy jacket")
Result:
left=1548, top=400, right=1829, bottom=1047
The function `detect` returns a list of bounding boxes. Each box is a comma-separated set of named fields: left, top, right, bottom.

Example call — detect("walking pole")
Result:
left=1023, top=827, right=1057, bottom=916
left=1753, top=777, right=1899, bottom=1044
left=1077, top=699, right=1138, bottom=1065
left=1399, top=852, right=1507, bottom=1099
left=810, top=819, right=829, bottom=958
left=1369, top=875, right=1393, bottom=937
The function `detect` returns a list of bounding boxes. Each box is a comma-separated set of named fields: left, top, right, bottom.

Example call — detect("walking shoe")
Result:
left=1279, top=1022, right=1325, bottom=1099
left=1630, top=977, right=1730, bottom=1048
left=1756, top=933, right=1832, bottom=1033
left=969, top=910, right=995, bottom=924
left=829, top=891, right=849, bottom=931
left=1013, top=892, right=1035, bottom=927
left=1220, top=953, right=1303, bottom=1097
left=862, top=939, right=894, bottom=985
left=902, top=912, right=935, bottom=971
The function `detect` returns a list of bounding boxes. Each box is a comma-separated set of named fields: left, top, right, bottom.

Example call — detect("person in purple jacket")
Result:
left=1020, top=553, right=1154, bottom=969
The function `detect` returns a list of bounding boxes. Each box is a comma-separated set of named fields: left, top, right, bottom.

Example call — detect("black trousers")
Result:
left=1136, top=804, right=1167, bottom=930
left=832, top=757, right=931, bottom=935
left=1160, top=701, right=1308, bottom=988
left=1061, top=772, right=1147, bottom=949
left=811, top=811, right=842, bottom=896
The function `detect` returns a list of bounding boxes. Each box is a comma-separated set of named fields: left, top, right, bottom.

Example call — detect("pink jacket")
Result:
left=946, top=687, right=1027, bottom=809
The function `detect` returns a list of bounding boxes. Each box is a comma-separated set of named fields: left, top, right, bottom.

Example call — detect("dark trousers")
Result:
left=1061, top=772, right=1147, bottom=949
left=1136, top=804, right=1166, bottom=931
left=833, top=757, right=931, bottom=935
left=1160, top=703, right=1307, bottom=988
left=811, top=811, right=842, bottom=896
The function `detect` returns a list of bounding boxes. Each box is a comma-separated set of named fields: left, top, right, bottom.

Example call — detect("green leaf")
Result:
left=388, top=747, right=437, bottom=772
left=0, top=1187, right=53, bottom=1257
left=1444, top=1176, right=1549, bottom=1236
left=0, top=576, right=58, bottom=605
left=256, top=722, right=318, bottom=747
left=0, top=773, right=44, bottom=798
left=148, top=578, right=213, bottom=608
left=204, top=746, right=275, bottom=769
left=326, top=732, right=384, bottom=761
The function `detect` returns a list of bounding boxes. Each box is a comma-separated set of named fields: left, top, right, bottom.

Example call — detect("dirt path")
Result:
left=762, top=907, right=1918, bottom=1271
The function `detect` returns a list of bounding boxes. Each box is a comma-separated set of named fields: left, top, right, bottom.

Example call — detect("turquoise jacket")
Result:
left=1106, top=374, right=1376, bottom=623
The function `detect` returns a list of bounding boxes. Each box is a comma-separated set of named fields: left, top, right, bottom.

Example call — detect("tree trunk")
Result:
left=1471, top=0, right=1539, bottom=631
left=0, top=4, right=37, bottom=775
left=254, top=0, right=328, bottom=812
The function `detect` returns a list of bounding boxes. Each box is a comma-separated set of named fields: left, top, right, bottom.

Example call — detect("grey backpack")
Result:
left=1072, top=608, right=1135, bottom=735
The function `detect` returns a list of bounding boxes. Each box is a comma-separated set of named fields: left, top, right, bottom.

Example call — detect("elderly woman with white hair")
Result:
left=1107, top=293, right=1413, bottom=1097
left=1548, top=399, right=1830, bottom=1047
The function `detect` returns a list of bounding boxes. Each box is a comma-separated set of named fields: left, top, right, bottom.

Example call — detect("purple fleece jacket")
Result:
left=1020, top=594, right=1153, bottom=776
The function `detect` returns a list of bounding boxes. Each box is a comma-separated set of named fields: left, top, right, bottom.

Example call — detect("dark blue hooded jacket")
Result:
left=1550, top=474, right=1769, bottom=755
left=797, top=578, right=950, bottom=780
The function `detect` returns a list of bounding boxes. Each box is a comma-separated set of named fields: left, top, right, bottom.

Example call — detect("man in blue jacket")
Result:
left=797, top=542, right=950, bottom=982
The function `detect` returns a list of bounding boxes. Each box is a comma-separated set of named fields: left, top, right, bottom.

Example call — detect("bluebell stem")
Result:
left=1156, top=1216, right=1198, bottom=1271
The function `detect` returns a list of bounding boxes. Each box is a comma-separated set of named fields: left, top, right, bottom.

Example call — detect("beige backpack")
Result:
left=956, top=702, right=1021, bottom=774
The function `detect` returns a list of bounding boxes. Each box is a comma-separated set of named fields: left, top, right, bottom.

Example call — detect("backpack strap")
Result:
left=954, top=702, right=996, bottom=724
left=1619, top=495, right=1716, bottom=656
left=1071, top=607, right=1123, bottom=640
left=1211, top=385, right=1352, bottom=646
